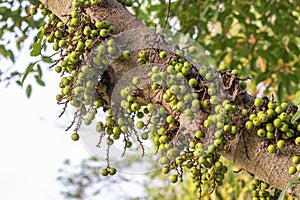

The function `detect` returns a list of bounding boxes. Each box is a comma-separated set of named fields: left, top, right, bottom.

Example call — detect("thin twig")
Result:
left=162, top=0, right=171, bottom=33
left=133, top=129, right=145, bottom=157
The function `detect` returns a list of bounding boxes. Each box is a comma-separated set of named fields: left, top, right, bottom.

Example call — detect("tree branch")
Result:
left=39, top=0, right=300, bottom=197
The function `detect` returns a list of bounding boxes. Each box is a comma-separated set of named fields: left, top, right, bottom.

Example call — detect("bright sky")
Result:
left=0, top=66, right=150, bottom=200
left=0, top=66, right=91, bottom=199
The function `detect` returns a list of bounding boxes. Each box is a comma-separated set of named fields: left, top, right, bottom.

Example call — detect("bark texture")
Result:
left=39, top=0, right=300, bottom=197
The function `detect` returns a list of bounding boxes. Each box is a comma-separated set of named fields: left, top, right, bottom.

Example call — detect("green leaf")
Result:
left=0, top=28, right=3, bottom=38
left=34, top=75, right=45, bottom=86
left=256, top=72, right=272, bottom=84
left=292, top=110, right=300, bottom=124
left=147, top=4, right=161, bottom=12
left=30, top=41, right=42, bottom=57
left=16, top=35, right=27, bottom=50
left=21, top=61, right=38, bottom=86
left=288, top=42, right=300, bottom=55
left=16, top=80, right=22, bottom=86
left=296, top=93, right=300, bottom=105
left=37, top=29, right=45, bottom=40
left=6, top=49, right=15, bottom=62
left=37, top=64, right=42, bottom=76
left=26, top=84, right=32, bottom=98
left=89, top=157, right=98, bottom=161
left=0, top=45, right=15, bottom=62
left=42, top=57, right=53, bottom=63
left=10, top=71, right=20, bottom=76
left=277, top=82, right=283, bottom=103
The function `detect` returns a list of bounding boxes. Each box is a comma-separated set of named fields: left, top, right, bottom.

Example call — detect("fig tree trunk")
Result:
left=39, top=0, right=300, bottom=198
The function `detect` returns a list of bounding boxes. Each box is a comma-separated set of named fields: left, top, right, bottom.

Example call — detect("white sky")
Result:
left=0, top=12, right=96, bottom=197
left=0, top=68, right=91, bottom=200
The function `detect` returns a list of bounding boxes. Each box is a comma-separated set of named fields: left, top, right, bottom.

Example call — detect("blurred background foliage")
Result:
left=0, top=0, right=45, bottom=96
left=57, top=155, right=254, bottom=200
left=1, top=0, right=299, bottom=101
left=133, top=0, right=300, bottom=103
left=0, top=0, right=41, bottom=61
left=0, top=0, right=299, bottom=199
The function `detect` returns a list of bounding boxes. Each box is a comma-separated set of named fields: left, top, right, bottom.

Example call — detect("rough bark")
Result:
left=39, top=0, right=300, bottom=197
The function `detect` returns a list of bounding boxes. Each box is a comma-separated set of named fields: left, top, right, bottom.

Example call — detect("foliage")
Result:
left=133, top=0, right=300, bottom=102
left=0, top=0, right=40, bottom=61
left=1, top=0, right=300, bottom=199
left=35, top=1, right=299, bottom=197
left=0, top=0, right=47, bottom=96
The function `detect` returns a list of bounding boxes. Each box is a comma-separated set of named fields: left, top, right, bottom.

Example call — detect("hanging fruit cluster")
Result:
left=87, top=45, right=257, bottom=197
left=29, top=0, right=136, bottom=176
left=30, top=0, right=300, bottom=199
left=31, top=0, right=116, bottom=132
left=245, top=96, right=300, bottom=199
left=249, top=179, right=281, bottom=200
